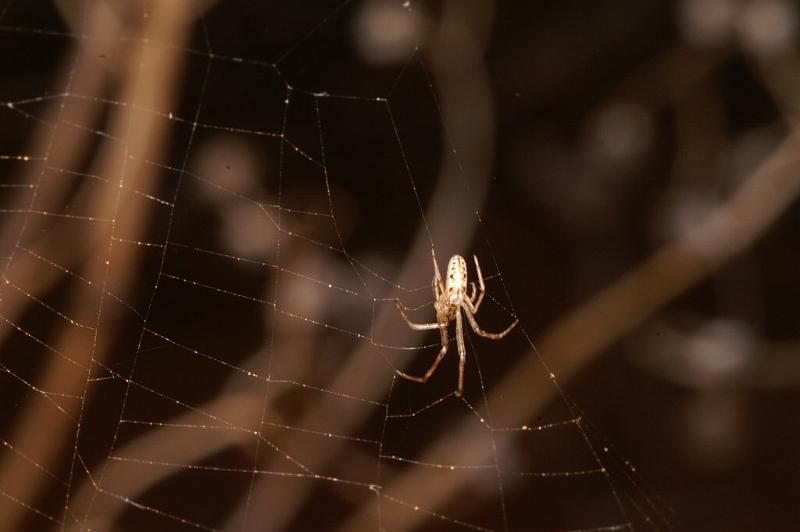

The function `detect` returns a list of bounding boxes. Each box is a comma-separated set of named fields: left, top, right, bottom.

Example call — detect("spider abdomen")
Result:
left=446, top=254, right=468, bottom=305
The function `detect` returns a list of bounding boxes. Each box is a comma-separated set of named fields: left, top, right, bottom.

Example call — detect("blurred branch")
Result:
left=64, top=385, right=266, bottom=530
left=0, top=1, right=199, bottom=529
left=340, top=77, right=800, bottom=532
left=226, top=1, right=498, bottom=530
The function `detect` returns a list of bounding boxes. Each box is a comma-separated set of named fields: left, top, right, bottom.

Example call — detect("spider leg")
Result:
left=468, top=282, right=477, bottom=302
left=395, top=327, right=450, bottom=383
left=431, top=248, right=445, bottom=295
left=455, top=311, right=467, bottom=396
left=432, top=275, right=439, bottom=299
left=462, top=304, right=518, bottom=339
left=395, top=299, right=442, bottom=330
left=468, top=255, right=486, bottom=313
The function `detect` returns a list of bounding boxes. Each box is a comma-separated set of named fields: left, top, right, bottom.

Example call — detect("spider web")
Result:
left=0, top=1, right=670, bottom=531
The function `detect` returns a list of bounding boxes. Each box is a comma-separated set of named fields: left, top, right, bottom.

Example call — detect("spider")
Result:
left=394, top=249, right=518, bottom=396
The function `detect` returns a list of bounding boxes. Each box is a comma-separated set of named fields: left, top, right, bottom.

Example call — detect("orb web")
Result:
left=0, top=1, right=669, bottom=531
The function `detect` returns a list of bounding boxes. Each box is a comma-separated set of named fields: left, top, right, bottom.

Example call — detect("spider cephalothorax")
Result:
left=395, top=250, right=518, bottom=396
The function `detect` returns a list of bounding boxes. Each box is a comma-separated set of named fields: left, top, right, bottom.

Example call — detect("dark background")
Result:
left=0, top=0, right=798, bottom=530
